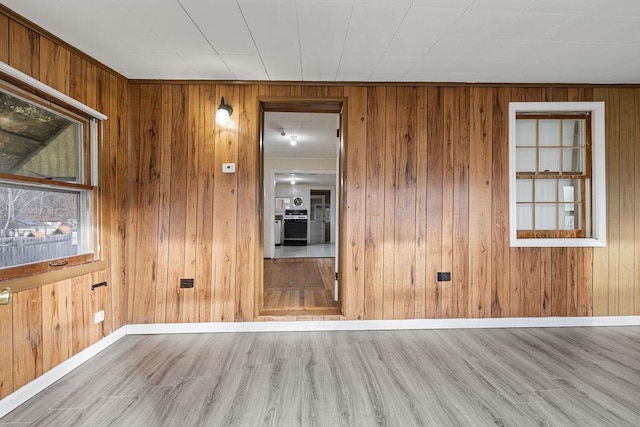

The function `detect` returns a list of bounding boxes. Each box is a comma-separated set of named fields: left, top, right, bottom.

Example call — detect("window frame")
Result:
left=0, top=62, right=106, bottom=282
left=509, top=101, right=606, bottom=248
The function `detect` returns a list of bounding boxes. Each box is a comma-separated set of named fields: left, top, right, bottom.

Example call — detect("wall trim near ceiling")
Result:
left=2, top=316, right=640, bottom=418
left=0, top=61, right=108, bottom=120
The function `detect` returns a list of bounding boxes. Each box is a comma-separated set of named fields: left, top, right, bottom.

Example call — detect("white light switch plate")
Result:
left=222, top=163, right=236, bottom=173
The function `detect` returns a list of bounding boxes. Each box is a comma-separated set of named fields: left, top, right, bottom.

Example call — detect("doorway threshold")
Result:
left=259, top=307, right=342, bottom=318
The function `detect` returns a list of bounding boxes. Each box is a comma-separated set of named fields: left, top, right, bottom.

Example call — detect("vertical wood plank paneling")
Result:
left=71, top=276, right=90, bottom=354
left=454, top=87, right=470, bottom=319
left=364, top=86, right=385, bottom=320
left=235, top=84, right=260, bottom=321
left=607, top=88, right=621, bottom=316
left=425, top=87, right=443, bottom=318
left=0, top=302, right=13, bottom=398
left=130, top=84, right=161, bottom=324
left=114, top=77, right=128, bottom=327
left=8, top=20, right=38, bottom=77
left=165, top=85, right=188, bottom=323
left=394, top=87, right=417, bottom=319
left=195, top=85, right=214, bottom=322
left=39, top=38, right=69, bottom=93
left=521, top=248, right=542, bottom=316
left=508, top=88, right=523, bottom=317
left=182, top=84, right=200, bottom=322
left=41, top=280, right=72, bottom=372
left=491, top=88, right=510, bottom=317
left=0, top=14, right=8, bottom=62
left=382, top=87, right=397, bottom=320
left=618, top=89, right=635, bottom=315
left=414, top=87, right=428, bottom=319
left=343, top=86, right=367, bottom=320
left=469, top=87, right=493, bottom=318
left=212, top=85, right=239, bottom=322
left=154, top=85, right=173, bottom=323
left=551, top=248, right=568, bottom=316
left=12, top=288, right=42, bottom=390
left=440, top=88, right=455, bottom=319
left=636, top=89, right=640, bottom=315
left=567, top=247, right=579, bottom=316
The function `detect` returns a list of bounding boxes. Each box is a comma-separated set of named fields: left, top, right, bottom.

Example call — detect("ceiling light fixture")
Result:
left=291, top=179, right=296, bottom=185
left=215, top=97, right=233, bottom=127
left=290, top=135, right=297, bottom=146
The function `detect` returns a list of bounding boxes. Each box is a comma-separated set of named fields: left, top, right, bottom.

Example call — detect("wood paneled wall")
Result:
left=128, top=83, right=640, bottom=323
left=0, top=12, right=128, bottom=399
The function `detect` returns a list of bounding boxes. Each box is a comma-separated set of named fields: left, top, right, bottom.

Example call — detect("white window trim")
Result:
left=508, top=101, right=606, bottom=248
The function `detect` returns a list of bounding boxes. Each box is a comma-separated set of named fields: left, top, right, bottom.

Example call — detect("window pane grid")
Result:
left=515, top=114, right=590, bottom=238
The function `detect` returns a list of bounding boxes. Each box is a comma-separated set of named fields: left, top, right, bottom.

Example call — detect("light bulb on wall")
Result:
left=291, top=179, right=296, bottom=185
left=290, top=136, right=297, bottom=146
left=215, top=97, right=233, bottom=127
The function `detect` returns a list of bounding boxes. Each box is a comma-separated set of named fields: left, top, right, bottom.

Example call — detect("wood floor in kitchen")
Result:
left=262, top=257, right=339, bottom=315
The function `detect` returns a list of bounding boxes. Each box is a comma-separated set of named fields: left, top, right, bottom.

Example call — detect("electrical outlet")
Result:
left=180, top=278, right=194, bottom=288
left=94, top=310, right=105, bottom=324
left=437, top=272, right=451, bottom=282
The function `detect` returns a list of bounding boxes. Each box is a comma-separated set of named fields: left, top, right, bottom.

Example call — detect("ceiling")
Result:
left=264, top=112, right=338, bottom=159
left=2, top=0, right=640, bottom=84
left=265, top=111, right=338, bottom=187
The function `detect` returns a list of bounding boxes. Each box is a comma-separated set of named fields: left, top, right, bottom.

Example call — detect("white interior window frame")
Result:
left=508, top=101, right=606, bottom=248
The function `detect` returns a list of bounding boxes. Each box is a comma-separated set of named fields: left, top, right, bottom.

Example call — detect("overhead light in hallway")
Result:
left=290, top=136, right=297, bottom=146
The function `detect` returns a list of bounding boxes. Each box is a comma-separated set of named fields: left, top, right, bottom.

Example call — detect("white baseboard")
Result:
left=0, top=326, right=127, bottom=419
left=126, top=315, right=640, bottom=335
left=3, top=316, right=640, bottom=419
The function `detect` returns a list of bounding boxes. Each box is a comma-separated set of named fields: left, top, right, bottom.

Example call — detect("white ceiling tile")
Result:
left=402, top=71, right=443, bottom=81
left=550, top=15, right=640, bottom=43
left=469, top=0, right=533, bottom=13
left=119, top=0, right=195, bottom=34
left=410, top=0, right=474, bottom=8
left=336, top=55, right=380, bottom=81
left=237, top=0, right=300, bottom=54
left=297, top=3, right=352, bottom=55
left=261, top=53, right=303, bottom=81
left=527, top=0, right=640, bottom=17
left=3, top=0, right=640, bottom=83
left=176, top=54, right=235, bottom=79
left=384, top=7, right=462, bottom=56
left=411, top=56, right=461, bottom=73
left=220, top=55, right=268, bottom=80
left=368, top=71, right=408, bottom=81
left=181, top=0, right=258, bottom=55
left=301, top=55, right=341, bottom=81
left=374, top=56, right=420, bottom=74
left=343, top=4, right=409, bottom=55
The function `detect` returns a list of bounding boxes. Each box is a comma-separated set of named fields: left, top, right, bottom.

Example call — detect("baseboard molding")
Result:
left=0, top=326, right=127, bottom=419
left=126, top=315, right=640, bottom=335
left=3, top=316, right=640, bottom=418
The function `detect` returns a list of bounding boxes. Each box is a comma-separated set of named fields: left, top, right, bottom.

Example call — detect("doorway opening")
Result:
left=259, top=99, right=344, bottom=316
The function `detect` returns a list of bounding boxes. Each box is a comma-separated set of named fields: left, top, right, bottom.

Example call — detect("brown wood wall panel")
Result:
left=0, top=303, right=13, bottom=398
left=0, top=12, right=127, bottom=398
left=124, top=82, right=640, bottom=326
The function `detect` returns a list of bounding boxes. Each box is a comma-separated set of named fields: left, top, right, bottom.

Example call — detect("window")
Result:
left=0, top=74, right=102, bottom=279
left=509, top=102, right=606, bottom=247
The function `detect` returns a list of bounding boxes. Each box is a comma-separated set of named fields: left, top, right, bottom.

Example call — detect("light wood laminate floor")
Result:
left=263, top=257, right=338, bottom=314
left=2, top=326, right=640, bottom=426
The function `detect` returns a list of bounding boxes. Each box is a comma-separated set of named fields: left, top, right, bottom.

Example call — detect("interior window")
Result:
left=509, top=102, right=606, bottom=247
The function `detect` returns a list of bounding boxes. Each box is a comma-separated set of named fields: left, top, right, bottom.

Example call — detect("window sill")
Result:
left=510, top=237, right=606, bottom=248
left=0, top=259, right=107, bottom=294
